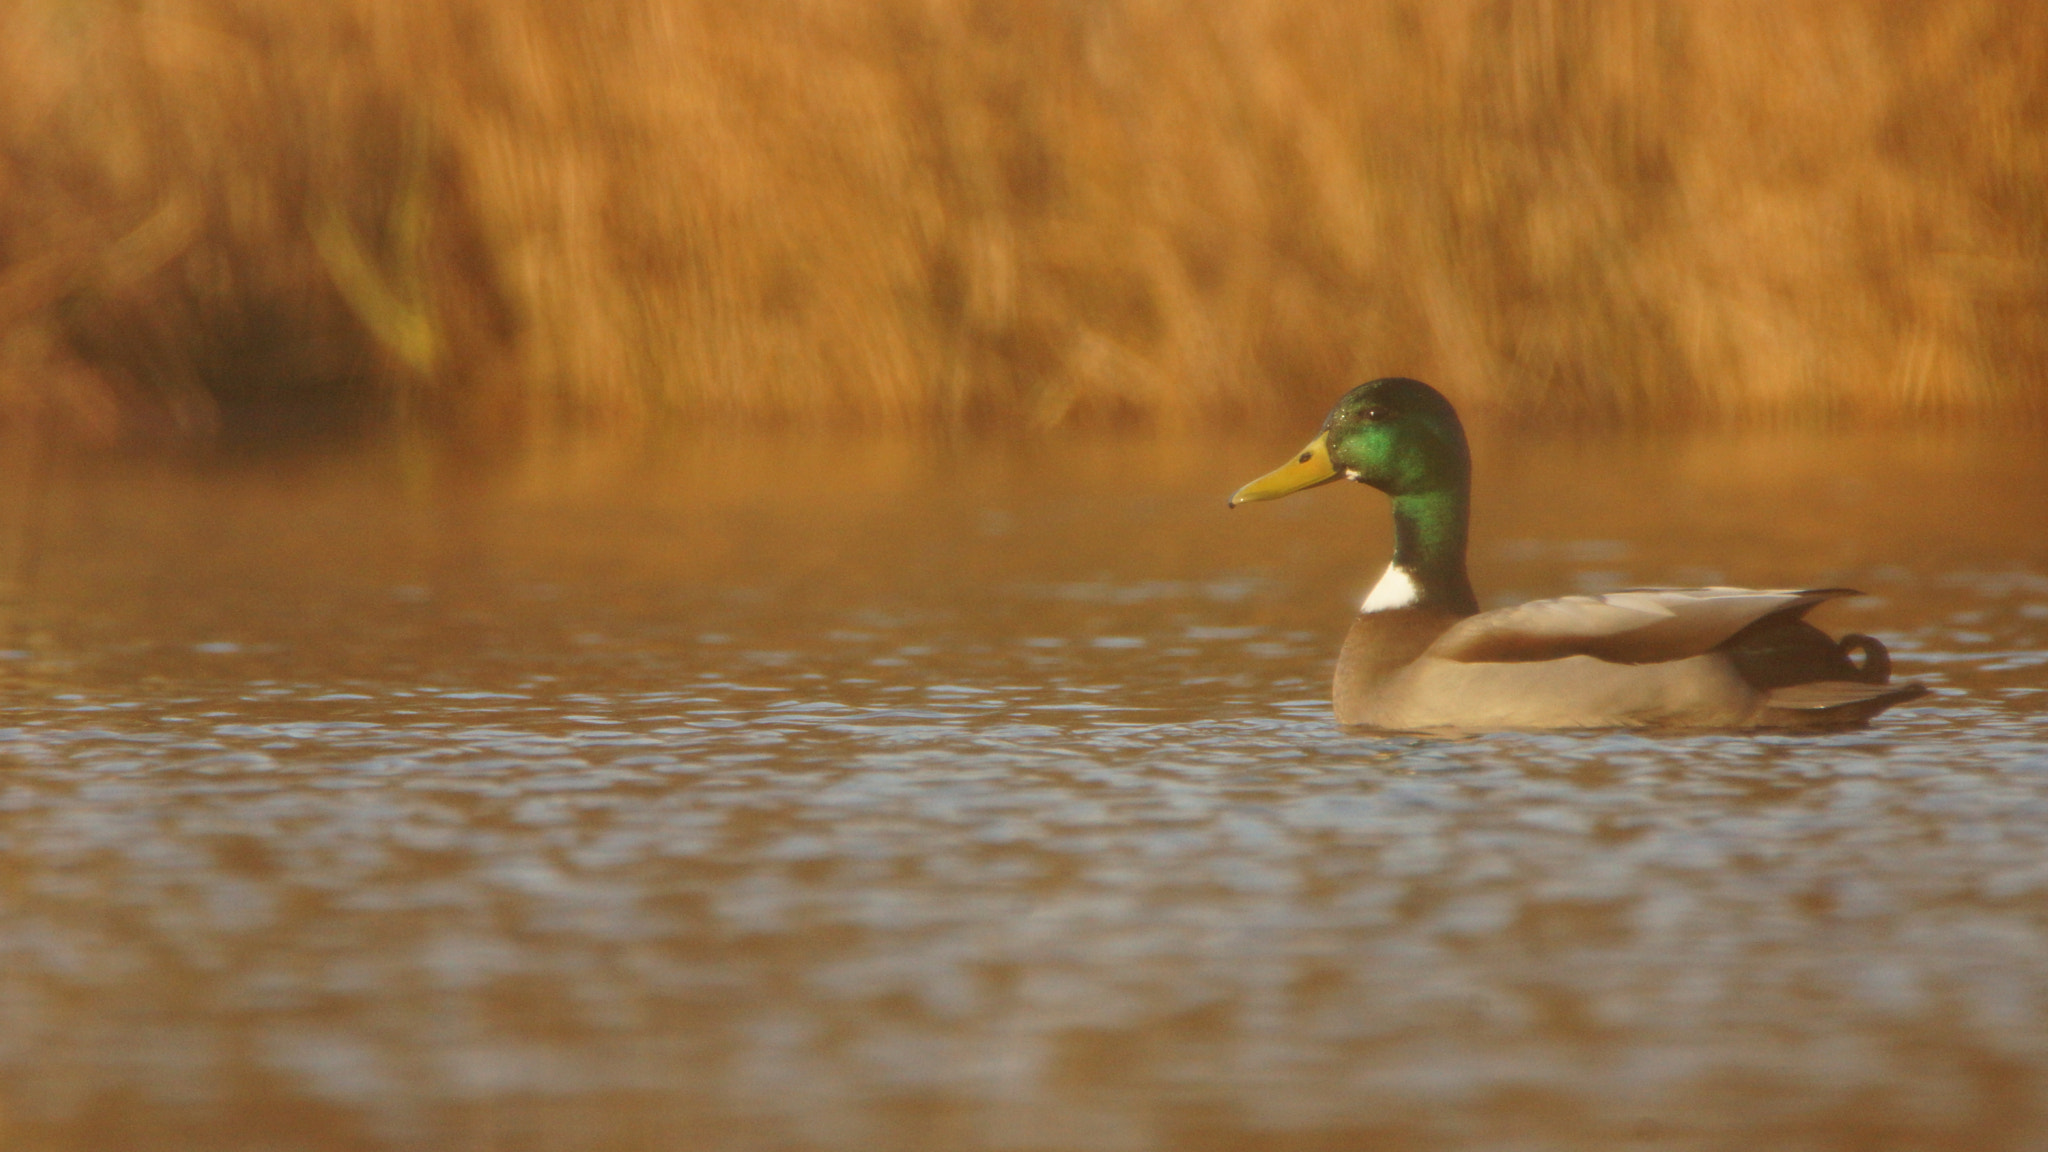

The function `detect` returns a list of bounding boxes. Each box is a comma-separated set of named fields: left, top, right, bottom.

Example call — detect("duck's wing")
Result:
left=1425, top=587, right=1860, bottom=665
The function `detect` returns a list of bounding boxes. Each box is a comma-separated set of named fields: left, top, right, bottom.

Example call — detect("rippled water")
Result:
left=0, top=429, right=2044, bottom=1150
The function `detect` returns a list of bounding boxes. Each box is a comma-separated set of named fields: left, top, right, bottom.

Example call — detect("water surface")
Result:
left=0, top=429, right=2044, bottom=1151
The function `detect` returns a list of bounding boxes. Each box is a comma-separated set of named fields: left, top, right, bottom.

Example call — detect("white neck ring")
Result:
left=1361, top=564, right=1421, bottom=613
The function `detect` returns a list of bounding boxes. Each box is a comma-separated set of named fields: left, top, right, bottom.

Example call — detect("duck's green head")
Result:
left=1230, top=378, right=1469, bottom=506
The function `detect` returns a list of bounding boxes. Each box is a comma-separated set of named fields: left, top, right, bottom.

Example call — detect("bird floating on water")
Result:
left=1230, top=378, right=1926, bottom=731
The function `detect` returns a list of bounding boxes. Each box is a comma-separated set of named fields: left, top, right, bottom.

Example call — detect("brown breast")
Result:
left=1332, top=606, right=1465, bottom=726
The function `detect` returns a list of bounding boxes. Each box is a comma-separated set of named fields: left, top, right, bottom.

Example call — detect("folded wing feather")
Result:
left=1425, top=587, right=1861, bottom=665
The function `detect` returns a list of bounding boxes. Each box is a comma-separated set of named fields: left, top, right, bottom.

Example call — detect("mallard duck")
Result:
left=1230, top=378, right=1926, bottom=730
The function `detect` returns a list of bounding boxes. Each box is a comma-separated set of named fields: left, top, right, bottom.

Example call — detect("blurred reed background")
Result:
left=0, top=0, right=2043, bottom=442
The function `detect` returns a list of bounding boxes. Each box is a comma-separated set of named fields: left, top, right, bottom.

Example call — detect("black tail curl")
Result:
left=1837, top=634, right=1892, bottom=684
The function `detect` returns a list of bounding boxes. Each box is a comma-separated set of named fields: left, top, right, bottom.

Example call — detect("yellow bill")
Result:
left=1229, top=432, right=1341, bottom=506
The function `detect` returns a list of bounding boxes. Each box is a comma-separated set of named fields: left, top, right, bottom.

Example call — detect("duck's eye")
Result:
left=1363, top=406, right=1391, bottom=421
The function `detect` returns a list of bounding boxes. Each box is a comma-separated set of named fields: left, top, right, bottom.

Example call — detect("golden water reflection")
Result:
left=0, top=427, right=2044, bottom=1150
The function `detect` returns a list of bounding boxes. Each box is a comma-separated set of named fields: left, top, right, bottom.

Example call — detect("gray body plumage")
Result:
left=1335, top=587, right=1924, bottom=731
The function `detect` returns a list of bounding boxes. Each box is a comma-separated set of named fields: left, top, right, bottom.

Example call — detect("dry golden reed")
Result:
left=0, top=0, right=2044, bottom=439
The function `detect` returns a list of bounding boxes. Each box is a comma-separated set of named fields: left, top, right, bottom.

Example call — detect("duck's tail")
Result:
left=1759, top=678, right=1928, bottom=727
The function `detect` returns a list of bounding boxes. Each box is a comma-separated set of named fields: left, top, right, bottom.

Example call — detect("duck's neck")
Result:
left=1363, top=487, right=1478, bottom=616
